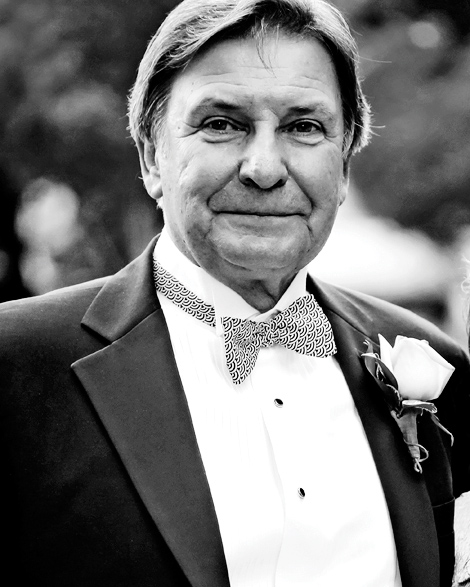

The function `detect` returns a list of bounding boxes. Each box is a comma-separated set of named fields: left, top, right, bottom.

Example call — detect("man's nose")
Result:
left=239, top=131, right=288, bottom=190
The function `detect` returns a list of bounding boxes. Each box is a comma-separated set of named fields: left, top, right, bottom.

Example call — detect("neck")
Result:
left=220, top=275, right=296, bottom=313
left=160, top=231, right=302, bottom=313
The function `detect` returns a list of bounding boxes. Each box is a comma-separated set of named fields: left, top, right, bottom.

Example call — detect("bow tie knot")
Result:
left=153, top=260, right=336, bottom=385
left=221, top=295, right=336, bottom=384
left=228, top=318, right=277, bottom=347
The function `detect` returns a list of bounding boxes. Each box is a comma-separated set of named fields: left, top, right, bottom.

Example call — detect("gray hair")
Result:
left=128, top=0, right=372, bottom=164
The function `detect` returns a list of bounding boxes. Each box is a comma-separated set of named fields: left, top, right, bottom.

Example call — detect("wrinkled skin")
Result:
left=139, top=33, right=348, bottom=311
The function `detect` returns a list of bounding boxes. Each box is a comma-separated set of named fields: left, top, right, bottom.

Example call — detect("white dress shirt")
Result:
left=154, top=228, right=402, bottom=587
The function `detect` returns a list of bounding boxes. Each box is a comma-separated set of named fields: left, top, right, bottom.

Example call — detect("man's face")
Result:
left=143, top=33, right=347, bottom=291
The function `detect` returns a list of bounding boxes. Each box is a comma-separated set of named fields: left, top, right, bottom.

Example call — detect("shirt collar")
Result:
left=154, top=227, right=308, bottom=335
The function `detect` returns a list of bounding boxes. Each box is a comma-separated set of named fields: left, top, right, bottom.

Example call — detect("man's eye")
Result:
left=203, top=118, right=241, bottom=133
left=287, top=120, right=323, bottom=134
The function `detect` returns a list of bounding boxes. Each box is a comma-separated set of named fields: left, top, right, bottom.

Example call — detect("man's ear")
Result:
left=136, top=137, right=162, bottom=203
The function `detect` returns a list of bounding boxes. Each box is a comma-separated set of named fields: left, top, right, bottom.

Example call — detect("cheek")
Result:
left=179, top=147, right=236, bottom=200
left=191, top=146, right=237, bottom=192
left=296, top=153, right=345, bottom=211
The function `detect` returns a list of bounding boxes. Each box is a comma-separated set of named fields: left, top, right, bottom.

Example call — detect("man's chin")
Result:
left=211, top=238, right=307, bottom=276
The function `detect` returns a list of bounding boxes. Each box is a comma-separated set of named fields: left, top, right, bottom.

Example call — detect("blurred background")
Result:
left=0, top=0, right=469, bottom=347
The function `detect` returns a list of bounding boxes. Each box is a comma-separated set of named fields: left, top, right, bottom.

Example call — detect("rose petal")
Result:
left=390, top=338, right=454, bottom=400
left=419, top=339, right=456, bottom=370
left=396, top=337, right=454, bottom=397
left=378, top=334, right=394, bottom=371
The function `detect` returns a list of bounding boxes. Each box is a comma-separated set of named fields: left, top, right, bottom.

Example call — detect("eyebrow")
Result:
left=188, top=98, right=245, bottom=116
left=187, top=96, right=339, bottom=124
left=284, top=104, right=339, bottom=124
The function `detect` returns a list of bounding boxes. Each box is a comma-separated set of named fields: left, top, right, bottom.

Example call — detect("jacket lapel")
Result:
left=310, top=277, right=440, bottom=587
left=72, top=239, right=230, bottom=587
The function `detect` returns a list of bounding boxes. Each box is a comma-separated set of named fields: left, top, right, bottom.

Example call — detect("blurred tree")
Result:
left=342, top=0, right=470, bottom=243
left=0, top=0, right=175, bottom=290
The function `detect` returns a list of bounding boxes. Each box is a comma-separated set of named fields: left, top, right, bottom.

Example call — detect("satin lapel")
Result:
left=310, top=278, right=440, bottom=587
left=72, top=241, right=229, bottom=587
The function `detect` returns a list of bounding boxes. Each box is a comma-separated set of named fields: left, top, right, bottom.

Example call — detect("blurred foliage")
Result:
left=0, top=0, right=174, bottom=284
left=349, top=0, right=470, bottom=243
left=0, top=0, right=469, bottom=292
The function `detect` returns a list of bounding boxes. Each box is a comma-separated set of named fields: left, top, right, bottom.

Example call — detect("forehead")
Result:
left=167, top=33, right=342, bottom=118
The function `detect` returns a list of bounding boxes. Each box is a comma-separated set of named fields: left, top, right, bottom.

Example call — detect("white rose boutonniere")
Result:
left=362, top=334, right=455, bottom=473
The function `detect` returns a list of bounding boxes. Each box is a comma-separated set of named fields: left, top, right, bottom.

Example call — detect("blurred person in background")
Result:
left=0, top=1, right=469, bottom=587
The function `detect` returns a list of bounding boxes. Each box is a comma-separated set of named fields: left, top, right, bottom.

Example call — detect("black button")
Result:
left=274, top=399, right=283, bottom=407
left=298, top=488, right=305, bottom=498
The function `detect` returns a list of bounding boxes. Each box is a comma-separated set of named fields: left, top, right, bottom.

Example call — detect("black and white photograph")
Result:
left=0, top=1, right=469, bottom=585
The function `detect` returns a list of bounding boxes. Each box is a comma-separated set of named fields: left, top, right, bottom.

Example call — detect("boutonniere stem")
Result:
left=362, top=335, right=455, bottom=473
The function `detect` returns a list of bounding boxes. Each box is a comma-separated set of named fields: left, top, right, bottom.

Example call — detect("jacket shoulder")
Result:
left=313, top=277, right=465, bottom=358
left=0, top=277, right=108, bottom=348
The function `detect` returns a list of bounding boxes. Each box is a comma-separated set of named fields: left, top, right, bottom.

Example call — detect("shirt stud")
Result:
left=274, top=398, right=284, bottom=407
left=298, top=487, right=306, bottom=498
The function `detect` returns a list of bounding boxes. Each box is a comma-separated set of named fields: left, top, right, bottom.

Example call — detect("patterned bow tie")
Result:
left=153, top=260, right=336, bottom=385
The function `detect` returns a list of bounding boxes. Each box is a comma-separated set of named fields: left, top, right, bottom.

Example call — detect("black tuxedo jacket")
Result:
left=1, top=238, right=469, bottom=587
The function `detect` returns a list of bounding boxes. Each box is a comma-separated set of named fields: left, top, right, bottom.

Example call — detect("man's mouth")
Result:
left=217, top=211, right=300, bottom=217
left=215, top=213, right=303, bottom=230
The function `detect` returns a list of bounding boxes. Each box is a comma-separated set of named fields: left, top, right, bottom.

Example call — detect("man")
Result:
left=1, top=1, right=469, bottom=586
